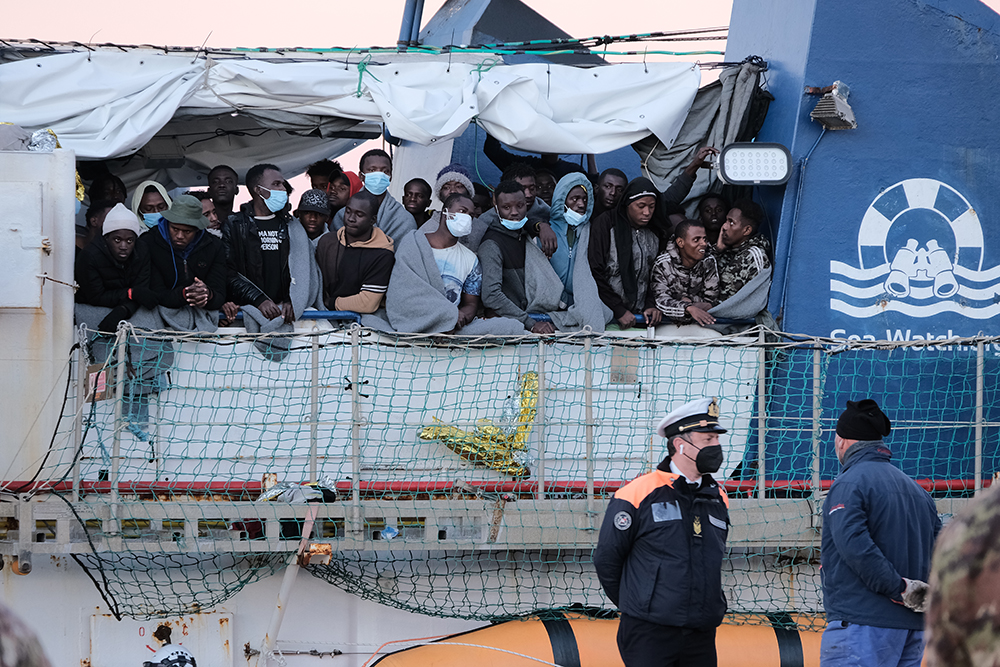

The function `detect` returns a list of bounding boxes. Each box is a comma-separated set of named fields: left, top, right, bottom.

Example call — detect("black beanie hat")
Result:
left=836, top=399, right=892, bottom=440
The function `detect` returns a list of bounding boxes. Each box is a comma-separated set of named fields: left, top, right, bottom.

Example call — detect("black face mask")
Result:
left=682, top=440, right=724, bottom=474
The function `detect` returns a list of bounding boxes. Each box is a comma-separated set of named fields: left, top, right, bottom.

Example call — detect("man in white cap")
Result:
left=594, top=397, right=730, bottom=667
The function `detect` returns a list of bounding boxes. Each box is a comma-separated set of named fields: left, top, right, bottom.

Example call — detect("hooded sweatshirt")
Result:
left=315, top=227, right=395, bottom=312
left=547, top=173, right=594, bottom=304
left=141, top=219, right=227, bottom=310
left=130, top=181, right=173, bottom=232
left=588, top=177, right=662, bottom=319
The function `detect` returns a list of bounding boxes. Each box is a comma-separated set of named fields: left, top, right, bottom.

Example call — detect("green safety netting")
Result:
left=25, top=324, right=996, bottom=625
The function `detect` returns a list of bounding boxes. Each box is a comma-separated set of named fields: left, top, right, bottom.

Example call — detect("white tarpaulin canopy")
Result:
left=0, top=51, right=700, bottom=162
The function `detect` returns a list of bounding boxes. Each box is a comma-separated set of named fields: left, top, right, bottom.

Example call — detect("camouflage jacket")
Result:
left=650, top=243, right=719, bottom=322
left=925, top=484, right=1000, bottom=667
left=714, top=233, right=772, bottom=302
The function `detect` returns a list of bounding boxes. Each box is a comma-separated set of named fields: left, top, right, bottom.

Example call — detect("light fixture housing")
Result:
left=810, top=80, right=857, bottom=130
left=718, top=142, right=792, bottom=185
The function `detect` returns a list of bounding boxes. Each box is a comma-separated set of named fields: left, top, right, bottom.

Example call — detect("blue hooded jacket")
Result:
left=820, top=441, right=941, bottom=629
left=546, top=173, right=594, bottom=305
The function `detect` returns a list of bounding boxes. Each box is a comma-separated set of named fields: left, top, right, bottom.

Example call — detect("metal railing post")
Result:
left=110, top=326, right=128, bottom=506
left=72, top=327, right=86, bottom=502
left=585, top=337, right=595, bottom=525
left=536, top=340, right=546, bottom=501
left=812, top=348, right=823, bottom=499
left=350, top=326, right=362, bottom=534
left=757, top=329, right=767, bottom=499
left=309, top=331, right=320, bottom=484
left=976, top=340, right=984, bottom=493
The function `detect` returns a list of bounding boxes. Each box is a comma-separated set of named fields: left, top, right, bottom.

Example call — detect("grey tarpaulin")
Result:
left=632, top=62, right=769, bottom=209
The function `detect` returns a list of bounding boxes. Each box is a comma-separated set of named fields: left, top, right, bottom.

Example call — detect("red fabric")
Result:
left=345, top=171, right=363, bottom=197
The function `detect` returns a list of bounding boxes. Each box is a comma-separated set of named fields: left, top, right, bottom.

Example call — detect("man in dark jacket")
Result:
left=141, top=194, right=227, bottom=320
left=594, top=397, right=730, bottom=667
left=223, top=163, right=296, bottom=323
left=315, top=191, right=395, bottom=313
left=820, top=399, right=942, bottom=667
left=75, top=203, right=156, bottom=332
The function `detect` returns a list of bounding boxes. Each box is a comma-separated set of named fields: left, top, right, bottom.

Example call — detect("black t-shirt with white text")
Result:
left=255, top=216, right=289, bottom=303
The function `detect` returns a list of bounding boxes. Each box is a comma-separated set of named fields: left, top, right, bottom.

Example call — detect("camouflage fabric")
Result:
left=714, top=233, right=772, bottom=302
left=925, top=484, right=1000, bottom=667
left=650, top=243, right=719, bottom=322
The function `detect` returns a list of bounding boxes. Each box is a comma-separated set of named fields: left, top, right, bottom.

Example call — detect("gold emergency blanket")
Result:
left=418, top=371, right=538, bottom=478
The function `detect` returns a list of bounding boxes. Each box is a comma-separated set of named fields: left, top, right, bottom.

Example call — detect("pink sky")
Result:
left=1, top=1, right=733, bottom=53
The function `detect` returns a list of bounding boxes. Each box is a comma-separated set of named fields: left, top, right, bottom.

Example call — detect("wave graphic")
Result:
left=830, top=299, right=1000, bottom=319
left=830, top=260, right=1000, bottom=318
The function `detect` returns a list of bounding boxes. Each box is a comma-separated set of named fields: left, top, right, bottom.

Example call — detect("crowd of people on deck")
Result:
left=74, top=137, right=774, bottom=339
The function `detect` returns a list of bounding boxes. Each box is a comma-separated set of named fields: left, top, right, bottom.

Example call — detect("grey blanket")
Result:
left=386, top=229, right=523, bottom=335
left=75, top=304, right=173, bottom=394
left=158, top=305, right=219, bottom=333
left=709, top=265, right=773, bottom=319
left=550, top=223, right=612, bottom=332
left=707, top=265, right=773, bottom=333
left=332, top=193, right=417, bottom=244
left=241, top=218, right=323, bottom=361
left=521, top=238, right=572, bottom=325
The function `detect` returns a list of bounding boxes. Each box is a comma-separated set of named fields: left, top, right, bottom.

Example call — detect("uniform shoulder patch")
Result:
left=614, top=511, right=632, bottom=530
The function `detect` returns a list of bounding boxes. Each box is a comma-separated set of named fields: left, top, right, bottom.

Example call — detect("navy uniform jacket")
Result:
left=821, top=441, right=941, bottom=630
left=594, top=457, right=730, bottom=629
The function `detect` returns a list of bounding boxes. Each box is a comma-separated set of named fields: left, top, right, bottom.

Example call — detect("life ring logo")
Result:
left=830, top=178, right=1000, bottom=319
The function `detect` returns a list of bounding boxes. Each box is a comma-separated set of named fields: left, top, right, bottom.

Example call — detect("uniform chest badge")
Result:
left=614, top=511, right=632, bottom=530
left=693, top=516, right=702, bottom=535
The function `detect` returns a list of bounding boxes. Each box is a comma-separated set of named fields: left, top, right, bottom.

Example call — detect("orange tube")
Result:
left=373, top=613, right=823, bottom=667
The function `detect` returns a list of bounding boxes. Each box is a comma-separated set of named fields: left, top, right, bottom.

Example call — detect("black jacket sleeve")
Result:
left=593, top=497, right=637, bottom=607
left=76, top=246, right=129, bottom=308
left=484, top=134, right=518, bottom=173
left=129, top=248, right=157, bottom=311
left=588, top=214, right=629, bottom=320
left=203, top=240, right=228, bottom=310
left=223, top=218, right=268, bottom=307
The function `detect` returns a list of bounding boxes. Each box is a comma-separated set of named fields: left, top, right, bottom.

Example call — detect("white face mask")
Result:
left=497, top=207, right=528, bottom=231
left=445, top=211, right=473, bottom=237
left=564, top=206, right=587, bottom=227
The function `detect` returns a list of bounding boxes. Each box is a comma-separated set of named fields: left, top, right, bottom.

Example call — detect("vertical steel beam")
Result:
left=72, top=327, right=86, bottom=502
left=757, top=329, right=766, bottom=499
left=812, top=348, right=823, bottom=498
left=976, top=340, right=984, bottom=493
left=309, top=332, right=319, bottom=484
left=536, top=340, right=546, bottom=501
left=111, top=327, right=127, bottom=506
left=350, top=327, right=362, bottom=534
left=585, top=337, right=595, bottom=524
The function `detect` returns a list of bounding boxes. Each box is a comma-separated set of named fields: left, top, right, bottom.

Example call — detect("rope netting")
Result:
left=23, top=324, right=1000, bottom=624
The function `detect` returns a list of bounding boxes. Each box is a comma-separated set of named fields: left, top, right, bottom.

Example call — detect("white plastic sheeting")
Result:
left=0, top=51, right=701, bottom=161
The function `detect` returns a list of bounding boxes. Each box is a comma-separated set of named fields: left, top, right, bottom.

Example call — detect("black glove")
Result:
left=98, top=305, right=131, bottom=333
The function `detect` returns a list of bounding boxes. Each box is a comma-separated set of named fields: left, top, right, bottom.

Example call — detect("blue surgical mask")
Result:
left=260, top=187, right=289, bottom=214
left=499, top=210, right=528, bottom=231
left=142, top=212, right=162, bottom=228
left=75, top=199, right=82, bottom=215
left=363, top=172, right=391, bottom=196
left=564, top=207, right=587, bottom=227
left=445, top=212, right=473, bottom=237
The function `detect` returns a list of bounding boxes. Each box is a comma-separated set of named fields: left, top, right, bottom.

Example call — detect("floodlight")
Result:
left=717, top=142, right=792, bottom=185
left=810, top=80, right=857, bottom=130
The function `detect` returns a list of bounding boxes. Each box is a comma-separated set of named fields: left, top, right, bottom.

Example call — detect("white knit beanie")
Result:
left=102, top=203, right=143, bottom=237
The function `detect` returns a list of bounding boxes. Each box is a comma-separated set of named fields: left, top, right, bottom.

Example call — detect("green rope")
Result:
left=355, top=53, right=381, bottom=97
